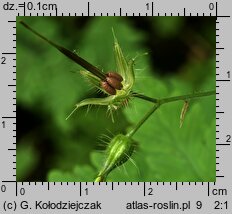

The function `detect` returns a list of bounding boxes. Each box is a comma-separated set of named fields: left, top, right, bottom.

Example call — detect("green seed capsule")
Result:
left=96, top=134, right=136, bottom=181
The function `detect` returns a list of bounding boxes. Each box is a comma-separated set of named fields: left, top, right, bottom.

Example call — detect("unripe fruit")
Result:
left=106, top=76, right=123, bottom=90
left=106, top=72, right=123, bottom=82
left=100, top=81, right=116, bottom=95
left=96, top=134, right=136, bottom=181
left=100, top=72, right=123, bottom=94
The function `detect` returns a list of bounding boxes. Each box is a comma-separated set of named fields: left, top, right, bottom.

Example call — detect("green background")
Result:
left=16, top=17, right=215, bottom=182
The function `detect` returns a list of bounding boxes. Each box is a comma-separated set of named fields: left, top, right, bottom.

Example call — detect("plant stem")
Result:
left=128, top=89, right=215, bottom=137
left=132, top=92, right=158, bottom=103
left=133, top=90, right=215, bottom=105
left=159, top=90, right=216, bottom=105
left=127, top=104, right=160, bottom=137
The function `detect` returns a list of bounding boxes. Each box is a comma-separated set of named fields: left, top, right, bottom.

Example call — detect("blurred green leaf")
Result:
left=47, top=165, right=96, bottom=182
left=124, top=77, right=215, bottom=181
left=154, top=17, right=184, bottom=37
left=17, top=143, right=39, bottom=181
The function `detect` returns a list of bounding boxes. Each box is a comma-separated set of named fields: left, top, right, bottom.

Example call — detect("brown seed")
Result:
left=106, top=76, right=123, bottom=90
left=106, top=72, right=123, bottom=82
left=100, top=81, right=116, bottom=95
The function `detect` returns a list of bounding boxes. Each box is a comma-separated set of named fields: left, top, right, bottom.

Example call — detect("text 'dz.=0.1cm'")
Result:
left=2, top=2, right=58, bottom=15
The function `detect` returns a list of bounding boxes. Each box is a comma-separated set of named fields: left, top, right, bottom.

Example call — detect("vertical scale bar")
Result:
left=214, top=2, right=230, bottom=178
left=13, top=20, right=16, bottom=181
left=3, top=21, right=17, bottom=181
left=215, top=2, right=219, bottom=178
left=215, top=2, right=223, bottom=179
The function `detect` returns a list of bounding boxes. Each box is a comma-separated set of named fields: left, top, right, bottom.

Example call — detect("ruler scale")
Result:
left=0, top=0, right=231, bottom=213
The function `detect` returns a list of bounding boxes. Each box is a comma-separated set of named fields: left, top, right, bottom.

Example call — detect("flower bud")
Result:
left=96, top=134, right=136, bottom=181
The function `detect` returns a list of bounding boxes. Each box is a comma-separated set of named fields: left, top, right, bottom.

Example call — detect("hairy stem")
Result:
left=132, top=92, right=158, bottom=103
left=133, top=90, right=215, bottom=105
left=159, top=90, right=216, bottom=105
left=127, top=104, right=160, bottom=137
left=129, top=89, right=215, bottom=137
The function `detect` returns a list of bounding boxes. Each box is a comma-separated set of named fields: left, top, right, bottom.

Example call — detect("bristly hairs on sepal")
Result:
left=66, top=31, right=135, bottom=121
